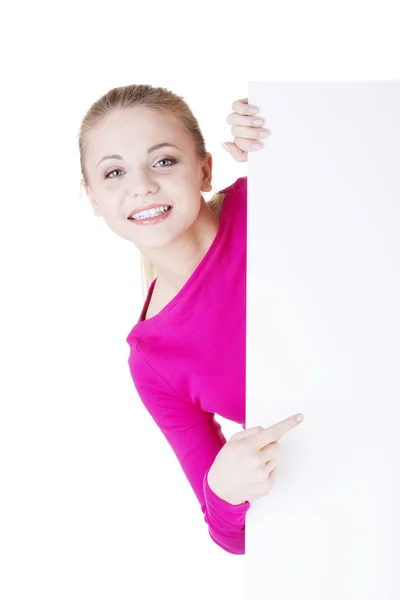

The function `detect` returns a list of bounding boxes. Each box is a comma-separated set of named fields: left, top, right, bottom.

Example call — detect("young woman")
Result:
left=78, top=84, right=303, bottom=555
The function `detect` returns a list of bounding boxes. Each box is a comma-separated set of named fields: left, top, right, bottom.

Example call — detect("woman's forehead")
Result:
left=88, top=107, right=187, bottom=149
left=99, top=106, right=182, bottom=133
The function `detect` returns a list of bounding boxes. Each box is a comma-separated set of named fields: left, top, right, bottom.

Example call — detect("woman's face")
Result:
left=83, top=106, right=212, bottom=250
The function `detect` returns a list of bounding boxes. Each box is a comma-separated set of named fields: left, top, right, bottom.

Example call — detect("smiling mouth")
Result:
left=128, top=205, right=173, bottom=221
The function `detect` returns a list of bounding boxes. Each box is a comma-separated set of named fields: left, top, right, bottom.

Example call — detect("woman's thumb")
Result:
left=221, top=142, right=247, bottom=162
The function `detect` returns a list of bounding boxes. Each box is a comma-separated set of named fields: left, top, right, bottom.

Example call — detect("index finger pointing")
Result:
left=253, top=414, right=304, bottom=449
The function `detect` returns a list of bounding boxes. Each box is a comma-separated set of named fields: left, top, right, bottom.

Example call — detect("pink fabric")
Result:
left=126, top=176, right=250, bottom=554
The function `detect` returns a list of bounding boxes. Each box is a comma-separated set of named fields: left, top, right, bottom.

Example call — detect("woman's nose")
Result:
left=128, top=172, right=159, bottom=196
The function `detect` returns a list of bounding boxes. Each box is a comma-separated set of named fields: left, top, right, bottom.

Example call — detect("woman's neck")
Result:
left=146, top=198, right=222, bottom=294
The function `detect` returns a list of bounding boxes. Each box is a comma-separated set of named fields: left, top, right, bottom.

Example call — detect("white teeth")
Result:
left=130, top=205, right=171, bottom=220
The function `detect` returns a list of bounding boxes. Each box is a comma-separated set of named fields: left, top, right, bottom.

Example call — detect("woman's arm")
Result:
left=129, top=347, right=249, bottom=555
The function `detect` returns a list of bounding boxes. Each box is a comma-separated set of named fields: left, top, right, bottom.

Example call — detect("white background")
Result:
left=0, top=1, right=399, bottom=599
left=246, top=81, right=400, bottom=597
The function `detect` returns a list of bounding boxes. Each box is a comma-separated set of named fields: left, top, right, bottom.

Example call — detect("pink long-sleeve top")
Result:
left=125, top=176, right=250, bottom=554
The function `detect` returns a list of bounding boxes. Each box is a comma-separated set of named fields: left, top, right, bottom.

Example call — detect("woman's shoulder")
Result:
left=207, top=191, right=225, bottom=219
left=208, top=176, right=247, bottom=218
left=219, top=176, right=247, bottom=204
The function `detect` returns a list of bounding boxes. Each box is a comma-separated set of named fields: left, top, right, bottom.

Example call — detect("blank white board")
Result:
left=246, top=81, right=400, bottom=598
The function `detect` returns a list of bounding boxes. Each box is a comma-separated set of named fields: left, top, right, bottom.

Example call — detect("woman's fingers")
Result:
left=259, top=441, right=280, bottom=462
left=222, top=142, right=248, bottom=162
left=231, top=124, right=271, bottom=140
left=223, top=98, right=270, bottom=162
left=253, top=414, right=304, bottom=451
left=231, top=97, right=258, bottom=114
left=232, top=136, right=264, bottom=152
left=264, top=460, right=277, bottom=475
left=221, top=136, right=261, bottom=161
left=268, top=466, right=278, bottom=483
left=226, top=112, right=264, bottom=127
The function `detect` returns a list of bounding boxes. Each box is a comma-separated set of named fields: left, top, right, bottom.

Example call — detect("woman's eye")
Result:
left=105, top=169, right=122, bottom=179
left=156, top=158, right=176, bottom=167
left=105, top=158, right=177, bottom=179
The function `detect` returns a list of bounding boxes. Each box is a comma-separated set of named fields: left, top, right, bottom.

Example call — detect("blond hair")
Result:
left=78, top=83, right=222, bottom=301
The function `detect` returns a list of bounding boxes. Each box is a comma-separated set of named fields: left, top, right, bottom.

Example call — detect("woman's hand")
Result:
left=207, top=413, right=304, bottom=505
left=222, top=98, right=271, bottom=162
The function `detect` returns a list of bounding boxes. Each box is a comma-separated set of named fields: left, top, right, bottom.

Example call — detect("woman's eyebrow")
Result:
left=96, top=143, right=180, bottom=168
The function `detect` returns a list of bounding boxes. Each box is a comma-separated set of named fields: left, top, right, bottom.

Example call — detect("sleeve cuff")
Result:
left=203, top=467, right=251, bottom=523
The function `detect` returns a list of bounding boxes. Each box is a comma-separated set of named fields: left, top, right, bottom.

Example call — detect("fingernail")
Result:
left=221, top=143, right=230, bottom=153
left=248, top=107, right=258, bottom=114
left=252, top=142, right=262, bottom=149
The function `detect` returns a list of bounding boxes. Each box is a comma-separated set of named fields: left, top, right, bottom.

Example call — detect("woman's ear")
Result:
left=201, top=152, right=213, bottom=192
left=201, top=179, right=212, bottom=193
